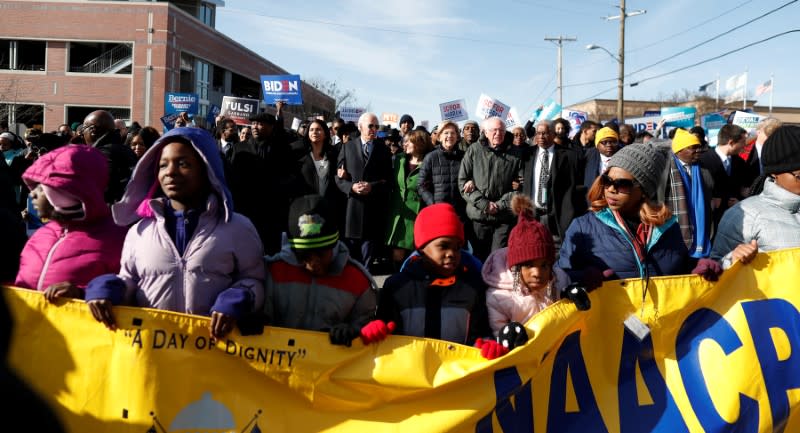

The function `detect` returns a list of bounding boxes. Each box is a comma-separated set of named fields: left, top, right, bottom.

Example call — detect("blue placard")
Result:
left=164, top=93, right=199, bottom=115
left=660, top=106, right=696, bottom=129
left=260, top=74, right=303, bottom=105
left=160, top=113, right=181, bottom=132
left=206, top=104, right=221, bottom=126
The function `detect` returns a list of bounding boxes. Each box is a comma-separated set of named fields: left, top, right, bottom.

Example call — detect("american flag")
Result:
left=755, top=79, right=773, bottom=97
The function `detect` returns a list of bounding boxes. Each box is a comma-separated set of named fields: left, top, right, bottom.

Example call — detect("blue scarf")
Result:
left=673, top=155, right=710, bottom=258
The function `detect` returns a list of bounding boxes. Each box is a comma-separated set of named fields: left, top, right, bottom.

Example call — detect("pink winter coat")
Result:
left=15, top=145, right=127, bottom=291
left=481, top=247, right=570, bottom=336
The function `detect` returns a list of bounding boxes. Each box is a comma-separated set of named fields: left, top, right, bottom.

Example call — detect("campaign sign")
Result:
left=339, top=107, right=365, bottom=123
left=731, top=110, right=764, bottom=134
left=439, top=99, right=468, bottom=122
left=260, top=74, right=303, bottom=105
left=624, top=116, right=662, bottom=133
left=382, top=113, right=399, bottom=124
left=474, top=94, right=509, bottom=120
left=206, top=104, right=221, bottom=126
left=221, top=96, right=260, bottom=126
left=504, top=107, right=521, bottom=128
left=660, top=106, right=696, bottom=129
left=562, top=110, right=588, bottom=139
left=160, top=112, right=181, bottom=131
left=164, top=92, right=199, bottom=115
left=535, top=98, right=562, bottom=123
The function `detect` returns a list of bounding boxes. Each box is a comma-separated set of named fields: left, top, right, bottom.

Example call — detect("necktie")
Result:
left=724, top=157, right=731, bottom=176
left=363, top=141, right=370, bottom=160
left=538, top=150, right=550, bottom=208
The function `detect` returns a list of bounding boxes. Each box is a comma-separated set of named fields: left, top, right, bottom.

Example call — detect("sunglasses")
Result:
left=601, top=174, right=638, bottom=193
left=367, top=124, right=380, bottom=130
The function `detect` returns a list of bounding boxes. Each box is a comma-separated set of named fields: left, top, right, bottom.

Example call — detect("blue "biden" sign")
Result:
left=260, top=74, right=303, bottom=105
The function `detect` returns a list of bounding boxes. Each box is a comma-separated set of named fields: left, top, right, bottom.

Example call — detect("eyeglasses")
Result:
left=534, top=131, right=551, bottom=136
left=601, top=174, right=638, bottom=194
left=487, top=128, right=505, bottom=134
left=680, top=146, right=705, bottom=154
left=367, top=124, right=380, bottom=130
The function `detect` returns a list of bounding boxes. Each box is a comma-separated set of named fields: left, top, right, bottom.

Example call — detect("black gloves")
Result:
left=498, top=321, right=528, bottom=351
left=328, top=324, right=360, bottom=347
left=561, top=283, right=591, bottom=311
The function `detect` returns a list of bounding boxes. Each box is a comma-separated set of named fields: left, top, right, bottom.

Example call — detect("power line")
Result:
left=629, top=29, right=800, bottom=86
left=563, top=0, right=796, bottom=89
left=218, top=7, right=552, bottom=49
left=627, top=0, right=753, bottom=53
left=627, top=0, right=797, bottom=76
left=573, top=86, right=617, bottom=105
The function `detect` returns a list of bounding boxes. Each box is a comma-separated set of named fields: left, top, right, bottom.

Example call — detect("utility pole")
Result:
left=544, top=35, right=576, bottom=109
left=604, top=1, right=645, bottom=122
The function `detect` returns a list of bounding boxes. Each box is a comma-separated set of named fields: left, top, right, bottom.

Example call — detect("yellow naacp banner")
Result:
left=5, top=248, right=800, bottom=432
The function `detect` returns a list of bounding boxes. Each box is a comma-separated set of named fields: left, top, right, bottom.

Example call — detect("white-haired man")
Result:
left=457, top=116, right=522, bottom=261
left=336, top=112, right=393, bottom=269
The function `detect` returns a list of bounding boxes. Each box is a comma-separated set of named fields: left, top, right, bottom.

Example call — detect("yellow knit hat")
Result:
left=594, top=127, right=619, bottom=146
left=672, top=128, right=701, bottom=153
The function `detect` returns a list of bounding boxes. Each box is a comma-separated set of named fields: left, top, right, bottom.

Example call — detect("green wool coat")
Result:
left=386, top=153, right=423, bottom=250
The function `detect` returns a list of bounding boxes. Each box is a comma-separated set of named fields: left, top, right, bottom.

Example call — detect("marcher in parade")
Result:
left=85, top=127, right=265, bottom=340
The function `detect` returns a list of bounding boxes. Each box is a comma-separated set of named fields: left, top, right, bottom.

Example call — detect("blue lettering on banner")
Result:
left=741, top=299, right=800, bottom=433
left=676, top=308, right=759, bottom=433
left=618, top=330, right=689, bottom=433
left=547, top=331, right=608, bottom=432
left=476, top=367, right=534, bottom=433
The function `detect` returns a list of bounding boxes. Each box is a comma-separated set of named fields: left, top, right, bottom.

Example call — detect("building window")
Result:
left=195, top=59, right=210, bottom=101
left=199, top=3, right=215, bottom=27
left=65, top=106, right=130, bottom=130
left=0, top=103, right=45, bottom=129
left=0, top=39, right=46, bottom=71
left=68, top=42, right=132, bottom=74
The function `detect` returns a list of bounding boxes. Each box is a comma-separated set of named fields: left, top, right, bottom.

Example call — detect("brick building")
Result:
left=0, top=0, right=334, bottom=132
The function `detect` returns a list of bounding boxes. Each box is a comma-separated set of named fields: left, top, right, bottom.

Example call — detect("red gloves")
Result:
left=475, top=338, right=509, bottom=360
left=692, top=258, right=723, bottom=281
left=360, top=320, right=396, bottom=345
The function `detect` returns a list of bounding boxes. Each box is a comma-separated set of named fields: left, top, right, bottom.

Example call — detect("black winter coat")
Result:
left=417, top=146, right=466, bottom=216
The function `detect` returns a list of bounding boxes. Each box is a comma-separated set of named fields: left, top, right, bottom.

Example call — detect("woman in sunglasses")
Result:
left=558, top=143, right=717, bottom=290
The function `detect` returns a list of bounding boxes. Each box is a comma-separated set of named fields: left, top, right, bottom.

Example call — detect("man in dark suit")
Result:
left=583, top=126, right=621, bottom=191
left=335, top=112, right=392, bottom=268
left=701, top=124, right=748, bottom=232
left=229, top=110, right=298, bottom=254
left=521, top=120, right=585, bottom=246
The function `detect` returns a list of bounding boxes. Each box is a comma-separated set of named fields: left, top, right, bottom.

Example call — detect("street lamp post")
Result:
left=591, top=1, right=646, bottom=123
left=586, top=44, right=621, bottom=120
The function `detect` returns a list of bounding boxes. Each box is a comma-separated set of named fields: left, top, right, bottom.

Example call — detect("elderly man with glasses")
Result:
left=335, top=112, right=392, bottom=270
left=457, top=116, right=523, bottom=261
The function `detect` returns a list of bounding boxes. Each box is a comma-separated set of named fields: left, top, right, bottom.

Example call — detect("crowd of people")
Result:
left=2, top=104, right=799, bottom=360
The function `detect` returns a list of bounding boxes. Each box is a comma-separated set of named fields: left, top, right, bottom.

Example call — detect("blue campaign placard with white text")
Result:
left=261, top=74, right=303, bottom=105
left=164, top=92, right=199, bottom=115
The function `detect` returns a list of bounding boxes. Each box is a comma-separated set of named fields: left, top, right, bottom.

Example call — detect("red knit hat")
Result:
left=507, top=195, right=555, bottom=268
left=414, top=203, right=464, bottom=249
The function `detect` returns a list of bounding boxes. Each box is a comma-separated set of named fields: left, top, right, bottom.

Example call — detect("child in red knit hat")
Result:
left=362, top=203, right=504, bottom=358
left=481, top=195, right=571, bottom=337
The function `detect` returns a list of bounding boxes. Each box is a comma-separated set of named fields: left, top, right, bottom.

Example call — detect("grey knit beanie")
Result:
left=607, top=143, right=668, bottom=202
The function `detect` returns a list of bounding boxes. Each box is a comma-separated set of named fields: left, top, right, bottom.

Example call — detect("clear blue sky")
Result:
left=216, top=0, right=799, bottom=124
